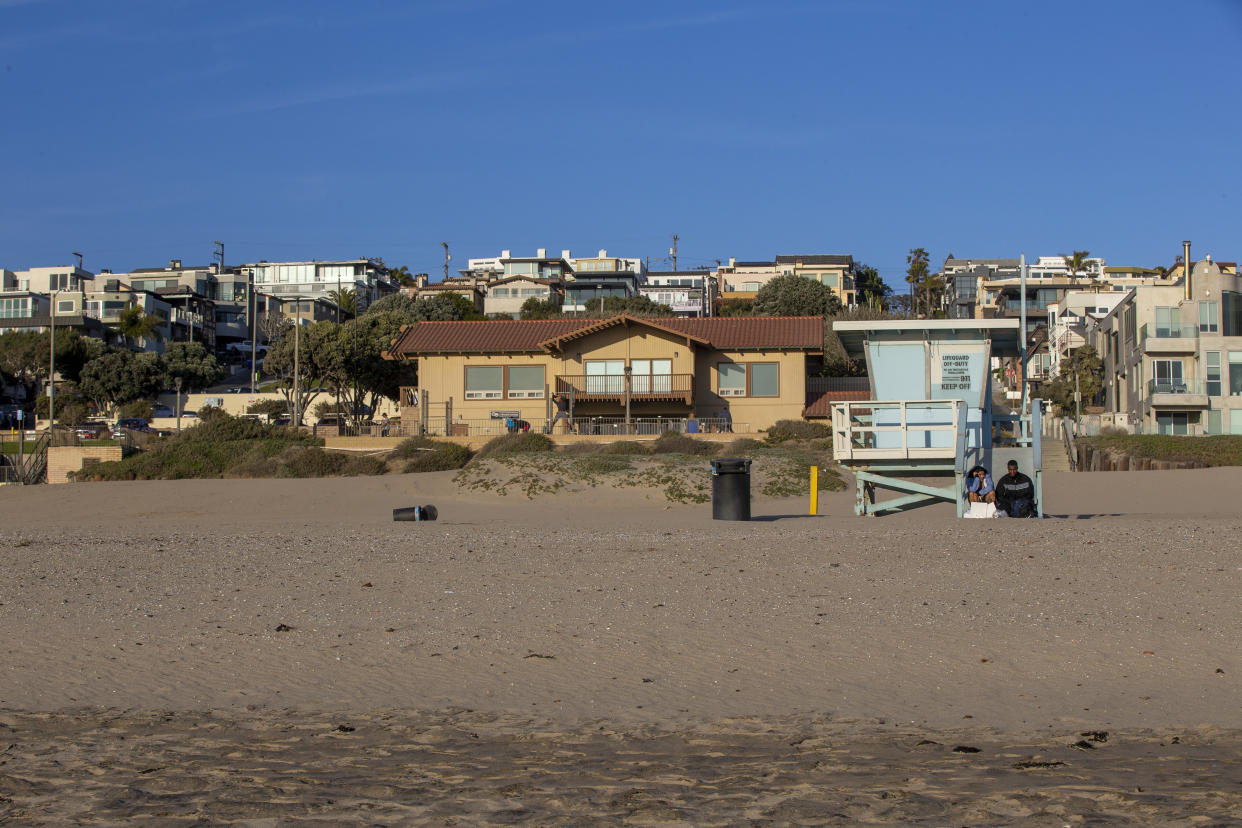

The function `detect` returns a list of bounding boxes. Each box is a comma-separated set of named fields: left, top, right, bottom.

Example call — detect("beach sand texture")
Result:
left=2, top=467, right=1241, bottom=823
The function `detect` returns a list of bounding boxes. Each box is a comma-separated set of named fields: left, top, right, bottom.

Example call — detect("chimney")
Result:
left=598, top=249, right=607, bottom=258
left=536, top=248, right=546, bottom=258
left=561, top=249, right=571, bottom=259
left=501, top=249, right=511, bottom=259
left=416, top=274, right=429, bottom=289
left=1183, top=240, right=1192, bottom=300
left=169, top=259, right=181, bottom=269
left=729, top=257, right=736, bottom=267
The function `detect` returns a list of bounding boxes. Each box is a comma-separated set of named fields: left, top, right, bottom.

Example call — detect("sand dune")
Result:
left=2, top=467, right=1241, bottom=822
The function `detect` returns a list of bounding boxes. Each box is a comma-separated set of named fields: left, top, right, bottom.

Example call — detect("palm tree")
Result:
left=326, top=287, right=358, bottom=320
left=116, top=304, right=162, bottom=347
left=856, top=266, right=891, bottom=310
left=906, top=248, right=929, bottom=317
left=1062, top=250, right=1092, bottom=280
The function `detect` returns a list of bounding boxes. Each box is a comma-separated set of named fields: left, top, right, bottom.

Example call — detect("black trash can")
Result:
left=711, top=457, right=752, bottom=521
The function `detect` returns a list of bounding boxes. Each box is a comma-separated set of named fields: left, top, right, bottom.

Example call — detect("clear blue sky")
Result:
left=3, top=0, right=1239, bottom=287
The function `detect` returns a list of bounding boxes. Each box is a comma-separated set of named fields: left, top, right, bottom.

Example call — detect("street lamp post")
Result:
left=47, top=288, right=65, bottom=433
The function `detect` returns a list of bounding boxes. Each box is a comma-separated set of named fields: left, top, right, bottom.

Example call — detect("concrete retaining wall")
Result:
left=48, top=445, right=124, bottom=484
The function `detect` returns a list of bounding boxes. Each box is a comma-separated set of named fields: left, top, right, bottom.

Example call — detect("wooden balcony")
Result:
left=555, top=373, right=694, bottom=404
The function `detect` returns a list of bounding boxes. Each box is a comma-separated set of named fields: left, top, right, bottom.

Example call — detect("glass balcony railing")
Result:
left=1147, top=378, right=1205, bottom=395
left=1140, top=322, right=1199, bottom=342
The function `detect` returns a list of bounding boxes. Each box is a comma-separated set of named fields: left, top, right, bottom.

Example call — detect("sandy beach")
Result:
left=3, top=467, right=1242, bottom=823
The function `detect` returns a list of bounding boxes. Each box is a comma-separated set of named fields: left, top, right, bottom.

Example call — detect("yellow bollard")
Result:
left=809, top=465, right=818, bottom=515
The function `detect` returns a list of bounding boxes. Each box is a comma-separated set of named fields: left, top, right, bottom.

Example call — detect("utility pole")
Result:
left=442, top=242, right=451, bottom=280
left=669, top=235, right=679, bottom=272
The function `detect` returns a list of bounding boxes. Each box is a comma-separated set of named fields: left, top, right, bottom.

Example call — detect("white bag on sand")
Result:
left=964, top=501, right=1000, bottom=519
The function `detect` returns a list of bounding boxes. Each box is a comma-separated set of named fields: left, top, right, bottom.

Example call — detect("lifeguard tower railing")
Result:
left=832, top=399, right=1043, bottom=517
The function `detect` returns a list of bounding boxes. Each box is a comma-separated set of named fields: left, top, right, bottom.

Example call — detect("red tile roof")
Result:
left=386, top=315, right=824, bottom=357
left=802, top=388, right=871, bottom=419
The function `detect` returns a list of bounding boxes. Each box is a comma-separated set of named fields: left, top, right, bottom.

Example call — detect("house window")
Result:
left=0, top=297, right=29, bottom=318
left=1207, top=352, right=1221, bottom=396
left=584, top=360, right=625, bottom=394
left=1154, top=306, right=1180, bottom=337
left=1208, top=409, right=1222, bottom=434
left=631, top=359, right=672, bottom=394
left=1156, top=411, right=1195, bottom=435
left=492, top=288, right=509, bottom=297
left=1230, top=351, right=1242, bottom=397
left=1200, top=301, right=1219, bottom=333
left=464, top=366, right=504, bottom=399
left=505, top=365, right=545, bottom=399
left=718, top=363, right=746, bottom=396
left=1153, top=360, right=1183, bottom=392
left=717, top=362, right=779, bottom=397
left=57, top=299, right=75, bottom=313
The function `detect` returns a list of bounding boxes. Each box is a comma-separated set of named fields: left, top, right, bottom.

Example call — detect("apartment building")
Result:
left=774, top=255, right=857, bottom=306
left=941, top=257, right=1020, bottom=319
left=640, top=271, right=709, bottom=317
left=243, top=258, right=396, bottom=316
left=1093, top=256, right=1242, bottom=434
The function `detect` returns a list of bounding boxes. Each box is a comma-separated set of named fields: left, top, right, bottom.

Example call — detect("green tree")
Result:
left=79, top=349, right=164, bottom=409
left=855, top=264, right=892, bottom=310
left=905, top=248, right=930, bottom=317
left=246, top=398, right=289, bottom=417
left=316, top=312, right=416, bottom=426
left=386, top=266, right=421, bottom=288
left=261, top=320, right=331, bottom=424
left=116, top=304, right=163, bottom=346
left=584, top=295, right=675, bottom=317
left=821, top=305, right=894, bottom=376
left=364, top=292, right=483, bottom=323
left=519, top=297, right=563, bottom=320
left=325, top=287, right=358, bottom=319
left=162, top=341, right=226, bottom=392
left=717, top=298, right=754, bottom=317
left=1062, top=250, right=1092, bottom=279
left=1045, top=344, right=1104, bottom=417
left=752, top=274, right=841, bottom=317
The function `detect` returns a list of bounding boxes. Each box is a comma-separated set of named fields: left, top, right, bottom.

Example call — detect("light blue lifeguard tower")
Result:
left=830, top=319, right=1043, bottom=517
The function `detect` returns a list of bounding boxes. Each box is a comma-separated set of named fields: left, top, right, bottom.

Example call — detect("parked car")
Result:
left=152, top=404, right=174, bottom=417
left=112, top=417, right=151, bottom=438
left=75, top=421, right=109, bottom=439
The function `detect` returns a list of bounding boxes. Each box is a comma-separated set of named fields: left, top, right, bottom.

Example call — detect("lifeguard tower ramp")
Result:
left=830, top=320, right=1043, bottom=517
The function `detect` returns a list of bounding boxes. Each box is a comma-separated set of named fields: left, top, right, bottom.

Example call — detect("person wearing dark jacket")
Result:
left=995, top=460, right=1036, bottom=517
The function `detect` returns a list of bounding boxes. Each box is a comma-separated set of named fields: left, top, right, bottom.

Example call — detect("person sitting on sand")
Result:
left=995, top=460, right=1036, bottom=517
left=965, top=465, right=995, bottom=503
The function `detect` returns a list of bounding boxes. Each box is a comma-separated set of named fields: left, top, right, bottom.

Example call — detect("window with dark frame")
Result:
left=717, top=362, right=779, bottom=397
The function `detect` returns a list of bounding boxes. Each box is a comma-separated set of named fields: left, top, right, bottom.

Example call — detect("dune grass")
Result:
left=1080, top=434, right=1242, bottom=467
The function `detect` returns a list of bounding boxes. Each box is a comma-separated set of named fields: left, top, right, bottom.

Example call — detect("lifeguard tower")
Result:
left=830, top=319, right=1043, bottom=517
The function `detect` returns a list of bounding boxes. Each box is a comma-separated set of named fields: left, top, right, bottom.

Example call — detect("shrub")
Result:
left=764, top=419, right=832, bottom=444
left=117, top=400, right=153, bottom=419
left=247, top=398, right=289, bottom=417
left=651, top=431, right=718, bottom=456
left=559, top=440, right=650, bottom=456
left=400, top=440, right=472, bottom=473
left=474, top=431, right=554, bottom=459
left=721, top=438, right=765, bottom=456
left=274, top=446, right=349, bottom=478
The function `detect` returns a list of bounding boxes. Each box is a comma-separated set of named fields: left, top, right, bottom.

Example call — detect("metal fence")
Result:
left=337, top=415, right=749, bottom=439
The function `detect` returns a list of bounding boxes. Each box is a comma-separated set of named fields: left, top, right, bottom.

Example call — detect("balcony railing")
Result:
left=555, top=373, right=694, bottom=403
left=1147, top=378, right=1205, bottom=396
left=1140, top=322, right=1198, bottom=345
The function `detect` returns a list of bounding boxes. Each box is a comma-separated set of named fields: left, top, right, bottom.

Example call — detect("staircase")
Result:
left=1040, top=418, right=1075, bottom=472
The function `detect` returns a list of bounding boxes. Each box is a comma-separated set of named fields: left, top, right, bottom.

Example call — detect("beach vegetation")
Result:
left=1080, top=433, right=1242, bottom=467
left=474, top=431, right=555, bottom=458
left=650, top=431, right=719, bottom=456
left=391, top=436, right=472, bottom=472
left=764, top=419, right=832, bottom=443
